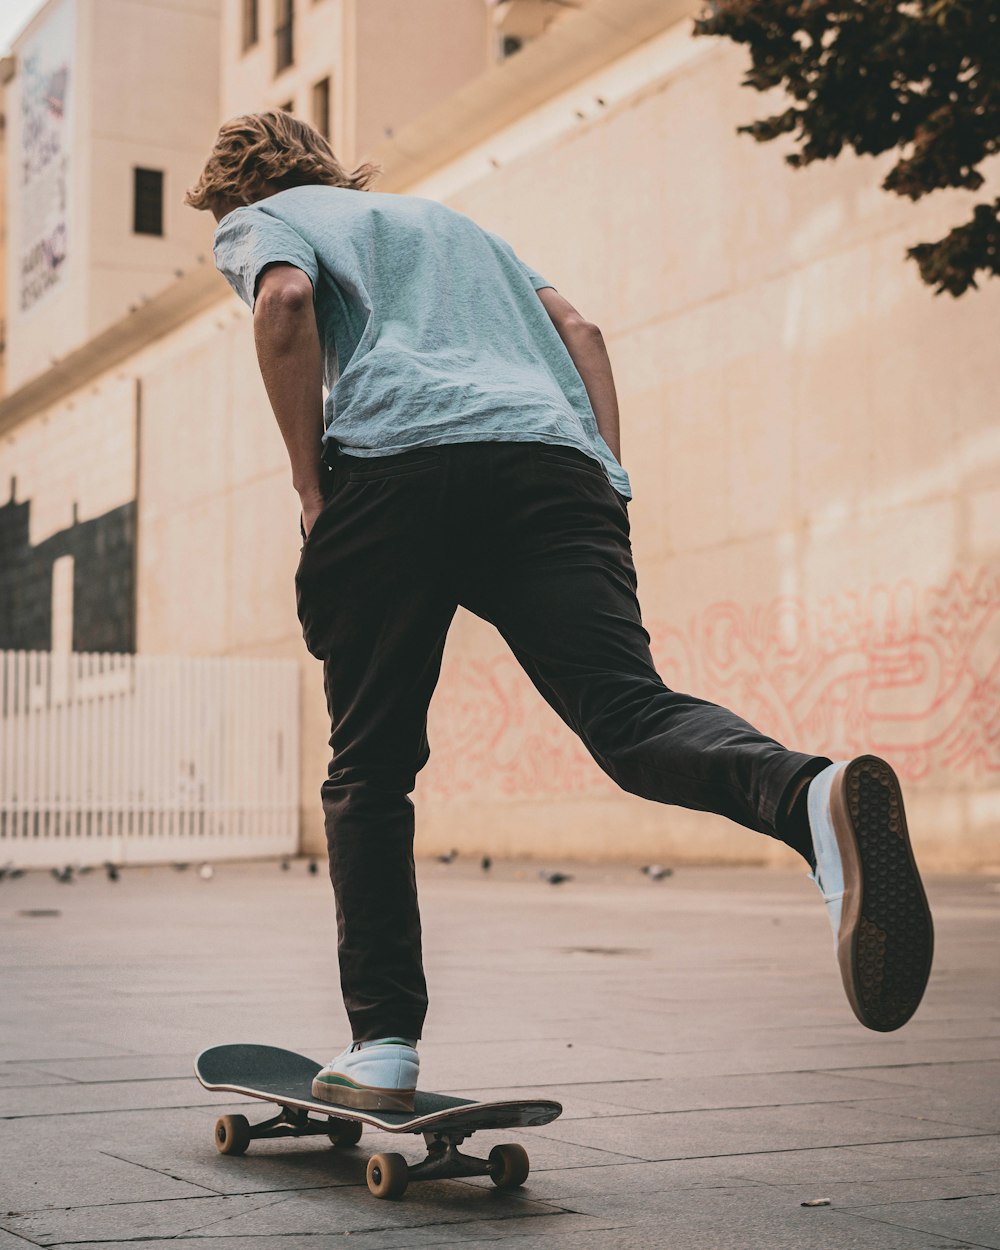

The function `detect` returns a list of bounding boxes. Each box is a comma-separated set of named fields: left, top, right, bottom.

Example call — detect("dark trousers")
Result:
left=295, top=440, right=831, bottom=1042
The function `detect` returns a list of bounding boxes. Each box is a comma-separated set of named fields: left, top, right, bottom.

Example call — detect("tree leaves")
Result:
left=693, top=0, right=1000, bottom=294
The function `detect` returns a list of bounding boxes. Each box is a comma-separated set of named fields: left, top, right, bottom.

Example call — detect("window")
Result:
left=241, top=0, right=258, bottom=51
left=133, top=168, right=164, bottom=236
left=275, top=0, right=294, bottom=74
left=312, top=76, right=330, bottom=139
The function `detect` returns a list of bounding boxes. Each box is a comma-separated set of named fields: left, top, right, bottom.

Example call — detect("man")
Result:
left=186, top=111, right=933, bottom=1114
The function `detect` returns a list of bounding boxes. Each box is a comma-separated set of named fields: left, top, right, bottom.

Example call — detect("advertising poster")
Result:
left=18, top=0, right=74, bottom=314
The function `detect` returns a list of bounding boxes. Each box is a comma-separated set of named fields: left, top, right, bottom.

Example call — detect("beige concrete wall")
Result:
left=222, top=0, right=347, bottom=129
left=352, top=0, right=490, bottom=158
left=4, top=0, right=220, bottom=393
left=1, top=373, right=136, bottom=548
left=87, top=0, right=221, bottom=328
left=132, top=302, right=326, bottom=842
left=221, top=0, right=490, bottom=167
left=388, top=32, right=1000, bottom=872
left=3, top=10, right=997, bottom=870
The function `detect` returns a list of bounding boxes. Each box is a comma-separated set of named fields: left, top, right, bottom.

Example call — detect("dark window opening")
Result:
left=133, top=168, right=164, bottom=237
left=312, top=76, right=330, bottom=139
left=242, top=0, right=258, bottom=51
left=275, top=0, right=294, bottom=74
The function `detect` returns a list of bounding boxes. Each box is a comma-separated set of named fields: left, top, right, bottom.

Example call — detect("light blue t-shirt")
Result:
left=212, top=184, right=631, bottom=500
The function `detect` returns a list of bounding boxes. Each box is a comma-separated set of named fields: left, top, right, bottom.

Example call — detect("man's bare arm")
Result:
left=252, top=263, right=326, bottom=534
left=537, top=287, right=622, bottom=466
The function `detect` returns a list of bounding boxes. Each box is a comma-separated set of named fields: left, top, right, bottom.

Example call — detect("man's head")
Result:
left=185, top=110, right=383, bottom=222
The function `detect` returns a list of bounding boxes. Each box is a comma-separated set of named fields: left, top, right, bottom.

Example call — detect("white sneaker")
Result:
left=311, top=1037, right=419, bottom=1112
left=807, top=755, right=933, bottom=1032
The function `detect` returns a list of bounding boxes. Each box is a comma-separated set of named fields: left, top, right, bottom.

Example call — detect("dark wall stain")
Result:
left=0, top=492, right=136, bottom=653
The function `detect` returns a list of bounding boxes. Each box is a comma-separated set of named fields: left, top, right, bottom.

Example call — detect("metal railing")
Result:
left=0, top=650, right=299, bottom=867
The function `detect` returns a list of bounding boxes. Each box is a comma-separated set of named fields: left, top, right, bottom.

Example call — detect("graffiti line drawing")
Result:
left=420, top=566, right=1000, bottom=799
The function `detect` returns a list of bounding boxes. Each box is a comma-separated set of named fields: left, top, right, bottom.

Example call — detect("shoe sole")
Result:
left=830, top=755, right=934, bottom=1031
left=310, top=1078, right=416, bottom=1113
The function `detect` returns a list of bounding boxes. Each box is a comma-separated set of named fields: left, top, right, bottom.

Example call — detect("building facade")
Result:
left=1, top=0, right=997, bottom=870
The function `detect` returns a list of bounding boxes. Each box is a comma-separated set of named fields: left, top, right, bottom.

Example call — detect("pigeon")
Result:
left=641, top=864, right=673, bottom=881
left=171, top=862, right=190, bottom=871
left=481, top=855, right=492, bottom=872
left=105, top=863, right=120, bottom=882
left=76, top=864, right=95, bottom=876
left=308, top=859, right=319, bottom=875
left=280, top=859, right=291, bottom=871
left=539, top=870, right=573, bottom=885
left=198, top=863, right=214, bottom=880
left=51, top=866, right=74, bottom=884
left=436, top=850, right=459, bottom=864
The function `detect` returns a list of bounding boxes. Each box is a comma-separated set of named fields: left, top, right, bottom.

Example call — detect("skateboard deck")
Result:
left=194, top=1044, right=562, bottom=1199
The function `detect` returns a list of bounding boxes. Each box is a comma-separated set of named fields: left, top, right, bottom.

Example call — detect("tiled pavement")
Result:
left=2, top=858, right=998, bottom=1249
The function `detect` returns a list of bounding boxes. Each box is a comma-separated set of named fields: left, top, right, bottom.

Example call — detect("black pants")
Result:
left=295, top=440, right=831, bottom=1042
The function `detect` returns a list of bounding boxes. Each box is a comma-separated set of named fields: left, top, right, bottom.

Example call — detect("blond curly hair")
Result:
left=185, top=110, right=382, bottom=212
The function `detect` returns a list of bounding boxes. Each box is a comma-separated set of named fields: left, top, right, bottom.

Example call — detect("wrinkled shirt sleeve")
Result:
left=520, top=260, right=555, bottom=292
left=484, top=228, right=555, bottom=292
left=213, top=206, right=321, bottom=310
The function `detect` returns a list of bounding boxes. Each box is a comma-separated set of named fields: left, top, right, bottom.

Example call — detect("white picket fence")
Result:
left=0, top=651, right=300, bottom=867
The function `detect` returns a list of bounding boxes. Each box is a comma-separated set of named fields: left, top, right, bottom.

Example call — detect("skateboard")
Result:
left=194, top=1044, right=563, bottom=1200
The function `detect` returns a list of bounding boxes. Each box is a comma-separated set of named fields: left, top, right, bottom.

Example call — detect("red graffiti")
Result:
left=420, top=566, right=1000, bottom=799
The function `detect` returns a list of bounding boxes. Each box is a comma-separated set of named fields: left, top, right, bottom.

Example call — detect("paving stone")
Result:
left=841, top=1194, right=1000, bottom=1248
left=832, top=1089, right=1000, bottom=1132
left=2, top=1077, right=235, bottom=1118
left=3, top=1186, right=575, bottom=1244
left=66, top=1216, right=618, bottom=1250
left=25, top=1054, right=198, bottom=1083
left=532, top=1101, right=989, bottom=1162
left=416, top=1040, right=685, bottom=1090
left=830, top=1060, right=1000, bottom=1092
left=825, top=1061, right=1000, bottom=1131
left=426, top=1221, right=981, bottom=1250
left=861, top=1132, right=1000, bottom=1171
left=454, top=1185, right=987, bottom=1250
left=463, top=1155, right=755, bottom=1200
left=1, top=1193, right=301, bottom=1246
left=0, top=1117, right=219, bottom=1210
left=767, top=1171, right=1000, bottom=1209
left=169, top=1185, right=569, bottom=1240
left=2, top=862, right=996, bottom=1250
left=0, top=1107, right=355, bottom=1205
left=0, top=1230, right=47, bottom=1249
left=0, top=1063, right=73, bottom=1089
left=546, top=1070, right=910, bottom=1114
left=721, top=1136, right=1000, bottom=1185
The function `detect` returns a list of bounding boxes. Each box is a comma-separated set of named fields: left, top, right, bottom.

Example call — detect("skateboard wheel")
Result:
left=327, top=1117, right=363, bottom=1148
left=214, top=1114, right=251, bottom=1156
left=488, top=1142, right=530, bottom=1189
left=366, top=1152, right=409, bottom=1199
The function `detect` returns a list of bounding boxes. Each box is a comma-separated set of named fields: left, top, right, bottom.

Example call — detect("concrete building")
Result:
left=1, top=0, right=997, bottom=871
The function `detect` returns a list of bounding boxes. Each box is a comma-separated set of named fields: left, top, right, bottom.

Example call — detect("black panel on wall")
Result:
left=0, top=493, right=136, bottom=653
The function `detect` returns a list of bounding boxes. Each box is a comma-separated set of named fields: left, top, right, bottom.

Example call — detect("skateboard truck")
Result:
left=409, top=1130, right=494, bottom=1182
left=215, top=1107, right=528, bottom=1198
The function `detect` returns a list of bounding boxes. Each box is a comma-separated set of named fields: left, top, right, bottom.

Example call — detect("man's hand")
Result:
left=299, top=486, right=325, bottom=539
